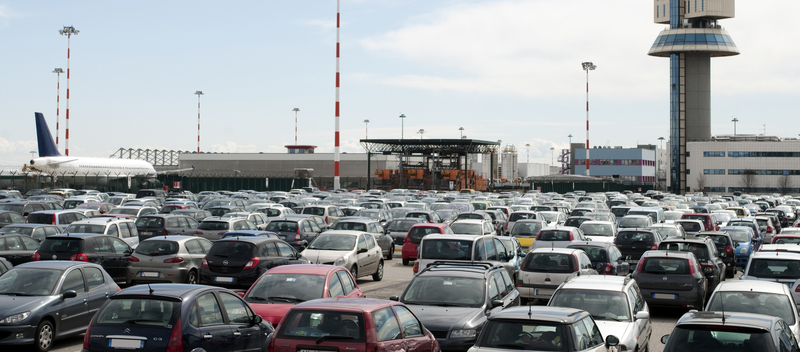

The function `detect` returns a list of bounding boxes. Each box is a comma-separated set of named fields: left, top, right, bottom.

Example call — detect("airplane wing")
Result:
left=46, top=158, right=79, bottom=165
left=154, top=166, right=196, bottom=175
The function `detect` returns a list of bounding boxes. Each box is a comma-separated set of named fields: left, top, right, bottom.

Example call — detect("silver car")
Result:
left=300, top=230, right=384, bottom=281
left=706, top=280, right=800, bottom=342
left=126, top=235, right=212, bottom=285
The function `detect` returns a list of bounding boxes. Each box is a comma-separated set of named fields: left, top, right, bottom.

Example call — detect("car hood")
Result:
left=249, top=302, right=294, bottom=327
left=405, top=305, right=483, bottom=332
left=595, top=320, right=633, bottom=347
left=0, top=295, right=56, bottom=316
left=300, top=249, right=353, bottom=263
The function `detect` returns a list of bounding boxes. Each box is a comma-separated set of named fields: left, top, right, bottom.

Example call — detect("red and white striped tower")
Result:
left=581, top=62, right=596, bottom=176
left=52, top=68, right=64, bottom=151
left=293, top=108, right=300, bottom=144
left=195, top=91, right=204, bottom=153
left=333, top=0, right=341, bottom=190
left=59, top=26, right=78, bottom=156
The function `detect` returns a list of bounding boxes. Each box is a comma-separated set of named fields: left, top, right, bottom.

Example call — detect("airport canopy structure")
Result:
left=359, top=139, right=500, bottom=155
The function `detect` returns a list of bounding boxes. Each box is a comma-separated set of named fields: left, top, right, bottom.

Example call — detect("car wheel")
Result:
left=350, top=265, right=358, bottom=279
left=35, top=320, right=54, bottom=352
left=186, top=270, right=198, bottom=284
left=402, top=258, right=410, bottom=266
left=386, top=245, right=394, bottom=260
left=372, top=261, right=384, bottom=281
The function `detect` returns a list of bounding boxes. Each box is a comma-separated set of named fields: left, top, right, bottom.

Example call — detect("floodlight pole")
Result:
left=52, top=68, right=64, bottom=150
left=59, top=26, right=79, bottom=156
left=363, top=119, right=370, bottom=139
left=293, top=108, right=300, bottom=144
left=195, top=91, right=204, bottom=153
left=581, top=61, right=596, bottom=176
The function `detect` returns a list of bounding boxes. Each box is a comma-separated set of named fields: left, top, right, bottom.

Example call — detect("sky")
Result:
left=1, top=0, right=799, bottom=166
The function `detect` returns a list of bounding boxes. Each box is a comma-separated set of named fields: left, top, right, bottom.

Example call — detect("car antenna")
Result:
left=147, top=283, right=154, bottom=294
left=720, top=292, right=726, bottom=324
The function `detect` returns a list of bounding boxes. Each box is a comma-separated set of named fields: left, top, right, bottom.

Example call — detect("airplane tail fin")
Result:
left=35, top=112, right=62, bottom=157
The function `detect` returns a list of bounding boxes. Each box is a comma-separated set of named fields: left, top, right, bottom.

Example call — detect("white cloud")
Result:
left=0, top=138, right=36, bottom=162
left=0, top=5, right=18, bottom=19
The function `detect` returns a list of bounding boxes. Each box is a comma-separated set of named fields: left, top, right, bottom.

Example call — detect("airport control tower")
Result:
left=649, top=0, right=738, bottom=194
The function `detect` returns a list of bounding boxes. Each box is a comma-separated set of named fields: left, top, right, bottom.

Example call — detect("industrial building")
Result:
left=571, top=146, right=664, bottom=187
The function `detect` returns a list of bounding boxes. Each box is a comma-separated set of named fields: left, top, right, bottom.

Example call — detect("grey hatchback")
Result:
left=127, top=236, right=213, bottom=285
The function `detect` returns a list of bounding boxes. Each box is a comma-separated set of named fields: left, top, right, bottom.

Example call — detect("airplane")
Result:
left=24, top=112, right=192, bottom=187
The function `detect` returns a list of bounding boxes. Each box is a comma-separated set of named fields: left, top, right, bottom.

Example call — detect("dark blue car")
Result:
left=82, top=283, right=273, bottom=352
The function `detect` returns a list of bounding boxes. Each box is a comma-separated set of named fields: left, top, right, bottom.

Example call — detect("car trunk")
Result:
left=274, top=310, right=366, bottom=352
left=136, top=217, right=166, bottom=239
left=36, top=237, right=84, bottom=260
left=615, top=231, right=656, bottom=262
left=206, top=241, right=256, bottom=274
left=132, top=240, right=182, bottom=269
left=266, top=221, right=300, bottom=242
left=520, top=252, right=577, bottom=297
left=87, top=297, right=179, bottom=352
left=636, top=257, right=696, bottom=291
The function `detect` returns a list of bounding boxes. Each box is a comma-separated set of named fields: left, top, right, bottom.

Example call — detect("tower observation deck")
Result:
left=649, top=0, right=738, bottom=194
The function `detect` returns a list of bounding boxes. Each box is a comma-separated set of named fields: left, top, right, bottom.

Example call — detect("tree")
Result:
left=778, top=174, right=793, bottom=195
left=695, top=174, right=709, bottom=194
left=739, top=169, right=758, bottom=193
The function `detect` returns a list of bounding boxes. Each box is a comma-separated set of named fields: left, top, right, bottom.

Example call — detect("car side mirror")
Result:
left=491, top=299, right=504, bottom=308
left=62, top=290, right=77, bottom=299
left=237, top=292, right=245, bottom=298
left=661, top=334, right=670, bottom=344
left=252, top=315, right=264, bottom=325
left=389, top=295, right=400, bottom=301
left=634, top=311, right=650, bottom=320
left=358, top=248, right=368, bottom=254
left=605, top=335, right=620, bottom=347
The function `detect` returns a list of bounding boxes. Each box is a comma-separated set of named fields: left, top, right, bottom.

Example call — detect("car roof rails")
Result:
left=425, top=261, right=499, bottom=271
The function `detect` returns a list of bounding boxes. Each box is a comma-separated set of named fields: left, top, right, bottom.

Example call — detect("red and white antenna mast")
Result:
left=52, top=68, right=64, bottom=150
left=581, top=61, right=596, bottom=176
left=333, top=0, right=341, bottom=190
left=195, top=91, right=204, bottom=153
left=59, top=26, right=78, bottom=156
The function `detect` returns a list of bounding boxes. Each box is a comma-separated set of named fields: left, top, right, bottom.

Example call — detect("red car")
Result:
left=75, top=202, right=116, bottom=214
left=270, top=297, right=439, bottom=352
left=401, top=223, right=454, bottom=266
left=772, top=234, right=800, bottom=244
left=240, top=264, right=365, bottom=327
left=160, top=203, right=198, bottom=213
left=681, top=213, right=720, bottom=231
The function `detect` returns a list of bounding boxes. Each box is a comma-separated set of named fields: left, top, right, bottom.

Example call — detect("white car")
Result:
left=705, top=280, right=800, bottom=342
left=741, top=249, right=800, bottom=305
left=65, top=217, right=140, bottom=249
left=579, top=221, right=617, bottom=242
left=517, top=247, right=597, bottom=302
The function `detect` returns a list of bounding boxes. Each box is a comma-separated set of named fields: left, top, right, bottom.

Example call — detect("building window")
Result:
left=728, top=151, right=800, bottom=157
left=687, top=169, right=691, bottom=175
left=703, top=151, right=725, bottom=157
left=728, top=169, right=800, bottom=176
left=706, top=187, right=725, bottom=193
left=704, top=169, right=725, bottom=175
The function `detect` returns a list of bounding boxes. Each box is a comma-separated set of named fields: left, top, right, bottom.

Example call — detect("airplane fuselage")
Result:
left=30, top=156, right=156, bottom=177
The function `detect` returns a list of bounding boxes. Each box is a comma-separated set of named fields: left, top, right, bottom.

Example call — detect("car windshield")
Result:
left=246, top=273, right=326, bottom=303
left=198, top=221, right=230, bottom=230
left=538, top=230, right=571, bottom=241
left=512, top=222, right=543, bottom=236
left=748, top=259, right=800, bottom=279
left=110, top=208, right=138, bottom=215
left=332, top=222, right=368, bottom=231
left=387, top=220, right=418, bottom=232
left=0, top=268, right=61, bottom=296
left=309, top=234, right=356, bottom=250
left=135, top=217, right=164, bottom=228
left=135, top=241, right=179, bottom=256
left=579, top=224, right=613, bottom=236
left=569, top=246, right=608, bottom=262
left=619, top=217, right=647, bottom=227
left=420, top=239, right=473, bottom=260
left=524, top=253, right=575, bottom=273
left=450, top=223, right=482, bottom=235
left=724, top=229, right=750, bottom=242
left=96, top=298, right=179, bottom=328
left=390, top=209, right=410, bottom=218
left=662, top=326, right=774, bottom=352
left=402, top=276, right=485, bottom=307
left=0, top=226, right=33, bottom=235
left=477, top=319, right=567, bottom=351
left=641, top=257, right=693, bottom=275
left=66, top=224, right=106, bottom=234
left=617, top=231, right=654, bottom=243
left=707, top=291, right=795, bottom=325
left=550, top=289, right=630, bottom=321
left=278, top=310, right=365, bottom=341
left=653, top=227, right=682, bottom=239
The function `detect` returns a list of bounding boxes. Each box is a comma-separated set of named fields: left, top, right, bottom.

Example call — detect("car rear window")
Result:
left=135, top=241, right=179, bottom=256
left=662, top=326, right=772, bottom=352
left=66, top=224, right=106, bottom=234
left=640, top=257, right=692, bottom=274
left=333, top=222, right=368, bottom=231
left=401, top=276, right=485, bottom=307
left=611, top=208, right=630, bottom=218
left=477, top=319, right=567, bottom=351
left=683, top=215, right=707, bottom=222
left=198, top=221, right=230, bottom=230
left=26, top=213, right=53, bottom=224
left=450, top=223, right=482, bottom=235
left=569, top=246, right=607, bottom=262
left=388, top=220, right=418, bottom=232
left=678, top=221, right=703, bottom=232
left=266, top=221, right=298, bottom=232
left=408, top=226, right=441, bottom=244
left=96, top=298, right=179, bottom=328
left=511, top=222, right=543, bottom=236
left=524, top=253, right=575, bottom=273
left=263, top=209, right=282, bottom=217
left=537, top=230, right=572, bottom=241
left=707, top=291, right=795, bottom=325
left=136, top=217, right=165, bottom=228
left=616, top=231, right=654, bottom=242
left=209, top=241, right=256, bottom=257
left=420, top=239, right=473, bottom=260
left=659, top=242, right=709, bottom=260
left=302, top=207, right=326, bottom=216
left=619, top=217, right=648, bottom=227
left=278, top=310, right=365, bottom=341
left=39, top=238, right=83, bottom=254
left=246, top=274, right=327, bottom=303
left=509, top=213, right=537, bottom=222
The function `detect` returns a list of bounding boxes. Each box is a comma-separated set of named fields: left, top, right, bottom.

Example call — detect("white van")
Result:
left=414, top=234, right=516, bottom=279
left=624, top=207, right=665, bottom=224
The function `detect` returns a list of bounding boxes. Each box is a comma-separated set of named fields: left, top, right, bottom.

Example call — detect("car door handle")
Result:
left=233, top=331, right=242, bottom=337
left=204, top=333, right=213, bottom=339
left=83, top=299, right=88, bottom=305
left=105, top=292, right=110, bottom=298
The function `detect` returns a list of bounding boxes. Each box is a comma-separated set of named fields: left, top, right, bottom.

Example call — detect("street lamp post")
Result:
left=399, top=114, right=406, bottom=139
left=194, top=91, right=204, bottom=153
left=732, top=117, right=739, bottom=135
left=657, top=137, right=665, bottom=189
left=581, top=61, right=596, bottom=176
left=52, top=68, right=64, bottom=150
left=293, top=108, right=300, bottom=145
left=550, top=147, right=555, bottom=167
left=59, top=26, right=79, bottom=156
left=459, top=127, right=464, bottom=139
left=363, top=119, right=370, bottom=139
left=417, top=129, right=425, bottom=140
left=525, top=143, right=530, bottom=164
left=568, top=134, right=573, bottom=145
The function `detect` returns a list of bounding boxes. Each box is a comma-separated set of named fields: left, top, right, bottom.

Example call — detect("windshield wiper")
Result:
left=315, top=335, right=355, bottom=344
left=247, top=296, right=267, bottom=301
left=430, top=303, right=465, bottom=307
left=495, top=344, right=524, bottom=350
left=123, top=319, right=164, bottom=324
left=592, top=315, right=625, bottom=322
left=267, top=296, right=306, bottom=303
left=0, top=292, right=36, bottom=296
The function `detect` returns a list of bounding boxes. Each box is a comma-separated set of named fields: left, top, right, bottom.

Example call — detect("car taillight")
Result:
left=725, top=245, right=733, bottom=253
left=296, top=228, right=301, bottom=241
left=573, top=256, right=580, bottom=272
left=768, top=226, right=773, bottom=234
left=268, top=334, right=275, bottom=352
left=688, top=260, right=697, bottom=275
left=404, top=236, right=410, bottom=244
left=603, top=263, right=613, bottom=274
left=166, top=318, right=183, bottom=352
left=129, top=255, right=140, bottom=262
left=70, top=253, right=89, bottom=262
left=53, top=214, right=57, bottom=225
left=325, top=216, right=329, bottom=224
left=163, top=229, right=169, bottom=236
left=413, top=261, right=420, bottom=273
left=569, top=232, right=575, bottom=241
left=202, top=257, right=209, bottom=268
left=243, top=257, right=260, bottom=270
left=83, top=318, right=93, bottom=349
left=194, top=231, right=203, bottom=235
left=32, top=252, right=40, bottom=261
left=651, top=243, right=658, bottom=250
left=636, top=259, right=644, bottom=273
left=164, top=257, right=185, bottom=263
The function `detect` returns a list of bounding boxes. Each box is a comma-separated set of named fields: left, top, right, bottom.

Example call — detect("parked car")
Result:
left=614, top=228, right=664, bottom=264
left=329, top=218, right=396, bottom=260
left=170, top=208, right=213, bottom=222
left=0, top=261, right=119, bottom=352
left=648, top=223, right=687, bottom=240
left=705, top=280, right=800, bottom=342
left=632, top=250, right=708, bottom=309
left=221, top=211, right=270, bottom=231
left=468, top=306, right=621, bottom=352
left=413, top=234, right=516, bottom=278
left=0, top=233, right=40, bottom=265
left=134, top=214, right=200, bottom=241
left=193, top=217, right=258, bottom=242
left=270, top=298, right=438, bottom=352
left=509, top=219, right=547, bottom=250
left=721, top=225, right=759, bottom=269
left=264, top=218, right=322, bottom=250
left=243, top=264, right=365, bottom=328
left=658, top=237, right=725, bottom=292
left=531, top=226, right=588, bottom=250
left=0, top=223, right=61, bottom=242
left=200, top=236, right=309, bottom=289
left=33, top=233, right=132, bottom=283
left=159, top=203, right=198, bottom=214
left=64, top=217, right=140, bottom=249
left=740, top=249, right=800, bottom=305
left=301, top=205, right=344, bottom=225
left=0, top=201, right=50, bottom=217
left=617, top=215, right=653, bottom=229
left=386, top=218, right=427, bottom=246
left=108, top=206, right=158, bottom=218
left=83, top=283, right=273, bottom=352
left=578, top=221, right=617, bottom=242
left=567, top=242, right=631, bottom=275
left=401, top=223, right=454, bottom=266
left=548, top=275, right=652, bottom=352
left=660, top=310, right=798, bottom=352
left=25, top=210, right=88, bottom=229
left=127, top=236, right=213, bottom=285
left=516, top=247, right=597, bottom=303
left=301, top=230, right=384, bottom=281
left=392, top=261, right=519, bottom=352
left=74, top=202, right=115, bottom=214
left=450, top=219, right=496, bottom=236
left=695, top=230, right=737, bottom=278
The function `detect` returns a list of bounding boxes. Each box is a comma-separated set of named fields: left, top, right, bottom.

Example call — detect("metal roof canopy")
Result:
left=360, top=139, right=500, bottom=155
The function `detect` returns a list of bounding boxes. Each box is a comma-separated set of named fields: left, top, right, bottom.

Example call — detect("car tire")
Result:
left=386, top=245, right=394, bottom=260
left=350, top=265, right=358, bottom=280
left=186, top=270, right=198, bottom=284
left=372, top=261, right=384, bottom=281
left=402, top=258, right=410, bottom=266
left=35, top=320, right=54, bottom=352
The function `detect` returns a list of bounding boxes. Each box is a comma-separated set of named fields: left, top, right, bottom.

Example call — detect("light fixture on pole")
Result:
left=525, top=143, right=530, bottom=164
left=581, top=61, right=596, bottom=176
left=52, top=68, right=64, bottom=150
left=459, top=127, right=464, bottom=139
left=550, top=147, right=555, bottom=167
left=568, top=134, right=573, bottom=145
left=292, top=108, right=300, bottom=145
left=417, top=129, right=425, bottom=140
left=194, top=91, right=204, bottom=153
left=59, top=25, right=79, bottom=156
left=363, top=119, right=370, bottom=139
left=732, top=117, right=739, bottom=135
left=29, top=151, right=36, bottom=160
left=399, top=114, right=406, bottom=139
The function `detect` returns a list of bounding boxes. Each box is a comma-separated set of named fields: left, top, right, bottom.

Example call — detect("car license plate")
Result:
left=139, top=272, right=160, bottom=278
left=653, top=293, right=677, bottom=300
left=215, top=277, right=234, bottom=283
left=535, top=289, right=553, bottom=296
left=280, top=235, right=286, bottom=240
left=109, top=339, right=144, bottom=349
left=300, top=350, right=328, bottom=352
left=141, top=231, right=152, bottom=236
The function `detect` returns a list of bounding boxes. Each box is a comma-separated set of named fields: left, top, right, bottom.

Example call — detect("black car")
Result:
left=0, top=234, right=41, bottom=265
left=632, top=250, right=708, bottom=309
left=264, top=218, right=321, bottom=250
left=614, top=228, right=664, bottom=264
left=657, top=237, right=725, bottom=293
left=83, top=283, right=273, bottom=352
left=385, top=218, right=427, bottom=246
left=200, top=237, right=310, bottom=289
left=134, top=214, right=200, bottom=241
left=0, top=223, right=62, bottom=242
left=563, top=216, right=595, bottom=229
left=567, top=241, right=631, bottom=275
left=0, top=261, right=119, bottom=352
left=696, top=230, right=737, bottom=278
left=33, top=234, right=132, bottom=283
left=391, top=261, right=519, bottom=352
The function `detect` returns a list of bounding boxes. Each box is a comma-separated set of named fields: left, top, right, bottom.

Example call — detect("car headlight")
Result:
left=2, top=312, right=30, bottom=324
left=333, top=256, right=349, bottom=267
left=740, top=247, right=748, bottom=253
left=450, top=329, right=477, bottom=338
